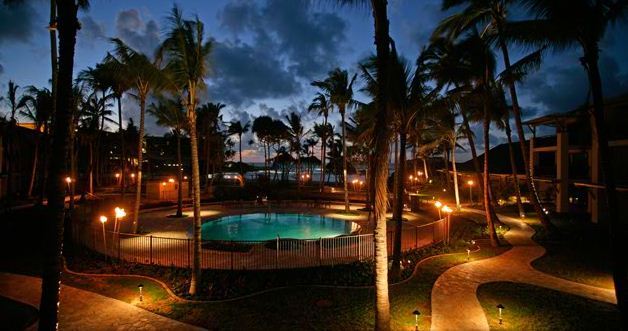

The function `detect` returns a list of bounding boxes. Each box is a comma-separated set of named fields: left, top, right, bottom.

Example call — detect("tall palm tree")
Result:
left=312, top=68, right=357, bottom=212
left=334, top=0, right=394, bottom=328
left=227, top=120, right=250, bottom=174
left=17, top=86, right=53, bottom=197
left=312, top=122, right=334, bottom=186
left=510, top=0, right=628, bottom=323
left=6, top=80, right=19, bottom=123
left=106, top=38, right=164, bottom=234
left=434, top=0, right=556, bottom=230
left=39, top=1, right=89, bottom=329
left=3, top=80, right=19, bottom=196
left=252, top=115, right=274, bottom=179
left=284, top=112, right=308, bottom=187
left=148, top=96, right=188, bottom=217
left=158, top=5, right=213, bottom=296
left=197, top=102, right=225, bottom=188
left=308, top=92, right=332, bottom=191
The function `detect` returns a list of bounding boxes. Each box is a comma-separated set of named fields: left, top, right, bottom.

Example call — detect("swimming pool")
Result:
left=200, top=213, right=358, bottom=241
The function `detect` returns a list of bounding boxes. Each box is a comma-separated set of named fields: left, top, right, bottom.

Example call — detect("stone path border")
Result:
left=430, top=208, right=617, bottom=331
left=0, top=272, right=206, bottom=331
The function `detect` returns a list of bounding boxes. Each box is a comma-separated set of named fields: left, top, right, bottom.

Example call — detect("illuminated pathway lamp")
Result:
left=496, top=304, right=505, bottom=325
left=99, top=216, right=107, bottom=261
left=114, top=207, right=127, bottom=233
left=434, top=201, right=443, bottom=219
left=441, top=205, right=453, bottom=245
left=138, top=284, right=144, bottom=302
left=412, top=309, right=421, bottom=331
left=467, top=180, right=474, bottom=204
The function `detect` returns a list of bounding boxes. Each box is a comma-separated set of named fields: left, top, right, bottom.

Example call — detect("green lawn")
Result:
left=63, top=244, right=508, bottom=330
left=477, top=282, right=620, bottom=330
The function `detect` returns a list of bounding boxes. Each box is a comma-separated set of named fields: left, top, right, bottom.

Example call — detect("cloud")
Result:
left=115, top=9, right=160, bottom=55
left=519, top=54, right=628, bottom=116
left=78, top=15, right=107, bottom=48
left=210, top=0, right=348, bottom=107
left=208, top=40, right=301, bottom=106
left=0, top=1, right=38, bottom=46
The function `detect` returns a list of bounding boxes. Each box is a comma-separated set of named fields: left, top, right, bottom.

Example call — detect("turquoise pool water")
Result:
left=201, top=213, right=358, bottom=241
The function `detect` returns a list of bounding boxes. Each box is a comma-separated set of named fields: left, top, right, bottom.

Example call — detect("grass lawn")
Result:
left=0, top=295, right=39, bottom=330
left=522, top=213, right=613, bottom=289
left=63, top=243, right=509, bottom=330
left=477, top=282, right=620, bottom=330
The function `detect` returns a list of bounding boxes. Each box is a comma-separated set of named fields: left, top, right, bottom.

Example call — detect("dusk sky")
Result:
left=1, top=0, right=627, bottom=162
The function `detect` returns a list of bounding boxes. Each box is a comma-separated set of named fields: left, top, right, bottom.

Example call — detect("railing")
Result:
left=72, top=212, right=447, bottom=270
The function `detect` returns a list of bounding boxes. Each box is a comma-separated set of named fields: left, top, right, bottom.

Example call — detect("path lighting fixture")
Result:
left=138, top=284, right=144, bottom=302
left=115, top=173, right=120, bottom=179
left=168, top=178, right=175, bottom=183
left=467, top=180, right=474, bottom=204
left=441, top=206, right=453, bottom=245
left=412, top=309, right=421, bottom=331
left=162, top=182, right=167, bottom=186
left=131, top=173, right=136, bottom=178
left=99, top=216, right=107, bottom=261
left=114, top=207, right=126, bottom=234
left=434, top=201, right=443, bottom=218
left=184, top=176, right=188, bottom=180
left=466, top=248, right=471, bottom=260
left=65, top=176, right=72, bottom=184
left=496, top=304, right=505, bottom=325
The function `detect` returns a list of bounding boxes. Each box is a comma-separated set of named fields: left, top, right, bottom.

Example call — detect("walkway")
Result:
left=0, top=272, right=205, bottom=331
left=430, top=209, right=616, bottom=331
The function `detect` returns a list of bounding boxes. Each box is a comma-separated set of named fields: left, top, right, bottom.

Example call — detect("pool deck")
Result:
left=125, top=201, right=436, bottom=239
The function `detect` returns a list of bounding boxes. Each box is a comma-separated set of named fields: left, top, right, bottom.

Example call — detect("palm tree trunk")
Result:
left=498, top=38, right=555, bottom=231
left=371, top=0, right=392, bottom=328
left=505, top=117, right=525, bottom=217
left=118, top=96, right=126, bottom=199
left=88, top=142, right=94, bottom=194
left=391, top=130, right=406, bottom=279
left=452, top=134, right=461, bottom=209
left=483, top=100, right=499, bottom=247
left=320, top=116, right=328, bottom=192
left=131, top=95, right=146, bottom=234
left=176, top=133, right=183, bottom=217
left=461, top=111, right=488, bottom=207
left=238, top=133, right=243, bottom=174
left=423, top=157, right=429, bottom=181
left=39, top=1, right=79, bottom=328
left=28, top=135, right=40, bottom=197
left=443, top=146, right=451, bottom=189
left=187, top=99, right=202, bottom=297
left=583, top=45, right=628, bottom=326
left=341, top=109, right=349, bottom=212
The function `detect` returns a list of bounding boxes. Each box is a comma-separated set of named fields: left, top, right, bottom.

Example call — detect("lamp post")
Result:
left=99, top=216, right=107, bottom=261
left=138, top=284, right=144, bottom=302
left=412, top=309, right=421, bottom=331
left=114, top=207, right=126, bottom=234
left=358, top=180, right=363, bottom=192
left=434, top=201, right=442, bottom=219
left=441, top=205, right=453, bottom=245
left=467, top=180, right=474, bottom=204
left=496, top=304, right=505, bottom=325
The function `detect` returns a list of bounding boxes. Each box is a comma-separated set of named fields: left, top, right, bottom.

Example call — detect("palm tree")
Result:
left=312, top=122, right=334, bottom=186
left=312, top=68, right=357, bottom=212
left=510, top=0, right=628, bottom=323
left=434, top=0, right=557, bottom=230
left=17, top=86, right=53, bottom=197
left=148, top=96, right=188, bottom=217
left=39, top=1, right=89, bottom=329
left=308, top=92, right=332, bottom=191
left=252, top=115, right=274, bottom=179
left=3, top=80, right=19, bottom=196
left=6, top=81, right=19, bottom=123
left=158, top=5, right=213, bottom=296
left=284, top=112, right=308, bottom=187
left=227, top=120, right=250, bottom=174
left=106, top=38, right=165, bottom=234
left=197, top=102, right=225, bottom=188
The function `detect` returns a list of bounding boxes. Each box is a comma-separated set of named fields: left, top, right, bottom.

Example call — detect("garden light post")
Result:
left=441, top=205, right=453, bottom=245
left=497, top=304, right=505, bottom=325
left=100, top=216, right=107, bottom=261
left=467, top=180, right=474, bottom=204
left=65, top=176, right=73, bottom=206
left=412, top=309, right=420, bottom=331
left=434, top=201, right=442, bottom=219
left=114, top=207, right=126, bottom=234
left=115, top=172, right=120, bottom=185
left=138, top=284, right=144, bottom=302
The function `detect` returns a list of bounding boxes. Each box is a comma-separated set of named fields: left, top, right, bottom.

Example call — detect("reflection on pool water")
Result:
left=200, top=213, right=359, bottom=241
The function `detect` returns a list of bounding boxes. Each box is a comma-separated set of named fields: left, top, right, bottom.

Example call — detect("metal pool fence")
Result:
left=71, top=204, right=447, bottom=270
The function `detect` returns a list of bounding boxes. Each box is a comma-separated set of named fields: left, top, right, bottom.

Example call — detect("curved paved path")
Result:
left=430, top=209, right=616, bottom=331
left=0, top=272, right=205, bottom=331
